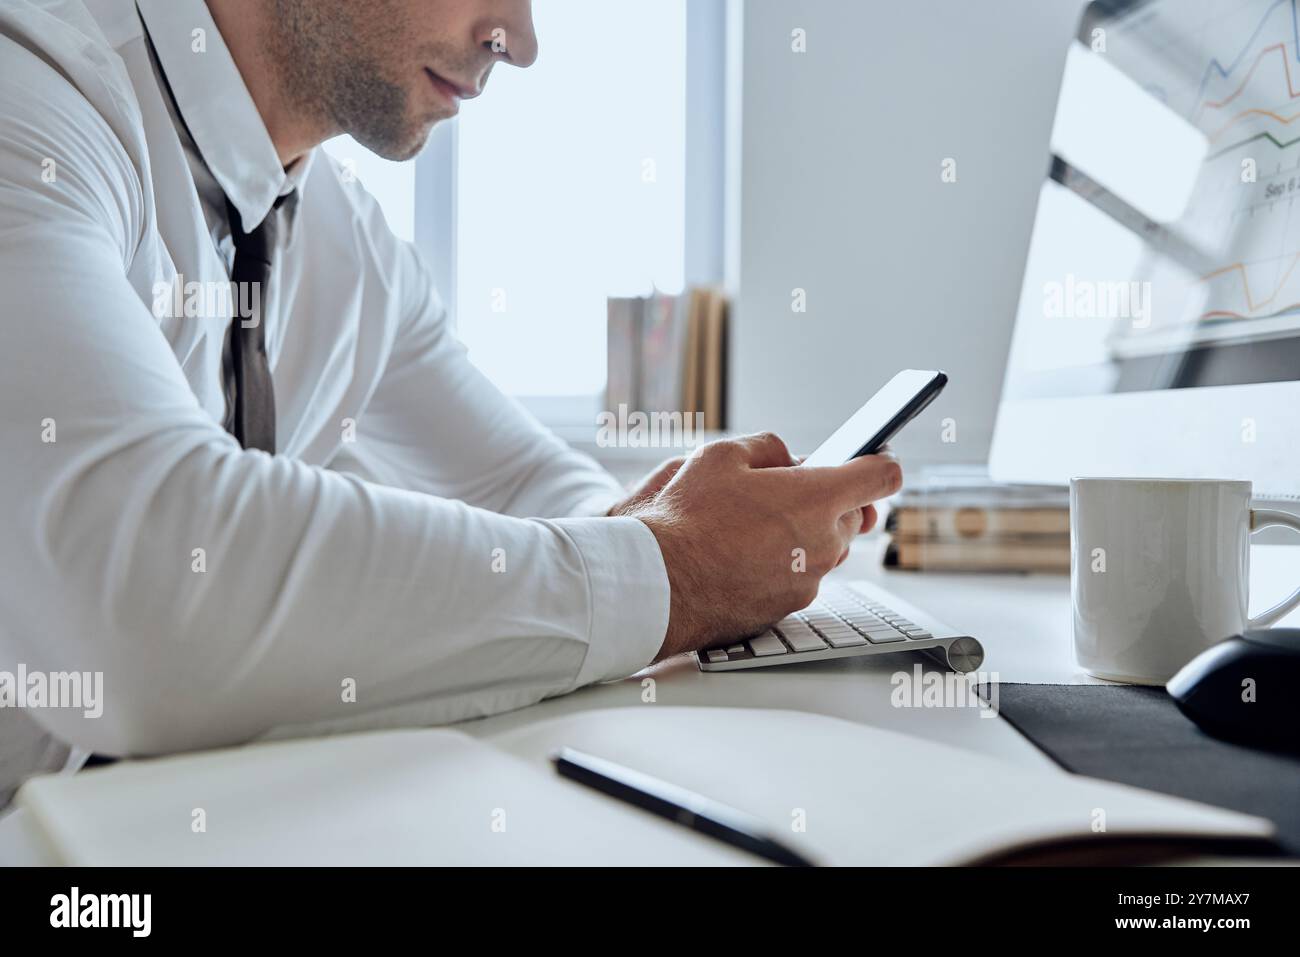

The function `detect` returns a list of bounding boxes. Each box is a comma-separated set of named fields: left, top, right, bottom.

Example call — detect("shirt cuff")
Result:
left=550, top=515, right=671, bottom=686
left=568, top=489, right=625, bottom=518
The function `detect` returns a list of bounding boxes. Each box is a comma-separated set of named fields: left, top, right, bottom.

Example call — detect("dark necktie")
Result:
left=222, top=197, right=282, bottom=453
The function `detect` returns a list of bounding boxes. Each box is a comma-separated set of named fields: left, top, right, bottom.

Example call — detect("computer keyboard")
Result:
left=694, top=580, right=985, bottom=673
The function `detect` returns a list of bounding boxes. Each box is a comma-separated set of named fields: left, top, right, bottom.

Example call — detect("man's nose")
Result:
left=478, top=7, right=539, bottom=69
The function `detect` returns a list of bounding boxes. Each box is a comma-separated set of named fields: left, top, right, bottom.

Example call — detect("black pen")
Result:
left=552, top=747, right=817, bottom=867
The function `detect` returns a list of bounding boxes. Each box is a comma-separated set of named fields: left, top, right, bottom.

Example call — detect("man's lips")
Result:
left=424, top=68, right=479, bottom=104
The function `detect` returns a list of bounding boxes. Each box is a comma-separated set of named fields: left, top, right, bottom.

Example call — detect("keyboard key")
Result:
left=863, top=630, right=906, bottom=644
left=726, top=644, right=746, bottom=654
left=783, top=629, right=828, bottom=653
left=706, top=649, right=729, bottom=663
left=749, top=632, right=789, bottom=656
left=779, top=617, right=816, bottom=635
left=903, top=629, right=933, bottom=640
left=823, top=631, right=868, bottom=648
left=852, top=615, right=888, bottom=627
left=778, top=618, right=824, bottom=641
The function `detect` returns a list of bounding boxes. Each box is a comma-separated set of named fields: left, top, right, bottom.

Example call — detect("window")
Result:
left=326, top=0, right=729, bottom=427
left=454, top=0, right=688, bottom=401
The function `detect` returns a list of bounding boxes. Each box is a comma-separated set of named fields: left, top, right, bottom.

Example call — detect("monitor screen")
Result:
left=991, top=0, right=1300, bottom=495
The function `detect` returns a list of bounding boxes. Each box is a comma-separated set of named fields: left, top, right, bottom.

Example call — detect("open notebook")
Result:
left=17, top=707, right=1276, bottom=866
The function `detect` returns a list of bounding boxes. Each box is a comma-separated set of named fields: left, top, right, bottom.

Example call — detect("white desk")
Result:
left=469, top=537, right=1300, bottom=769
left=5, top=540, right=1298, bottom=864
left=460, top=542, right=1068, bottom=774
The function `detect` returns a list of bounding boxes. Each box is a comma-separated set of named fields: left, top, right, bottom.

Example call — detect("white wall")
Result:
left=731, top=0, right=1086, bottom=465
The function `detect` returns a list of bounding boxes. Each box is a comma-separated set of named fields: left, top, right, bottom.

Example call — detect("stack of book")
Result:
left=883, top=467, right=1069, bottom=573
left=606, top=287, right=727, bottom=430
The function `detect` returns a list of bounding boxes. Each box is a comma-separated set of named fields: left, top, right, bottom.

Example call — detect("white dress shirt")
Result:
left=0, top=0, right=670, bottom=807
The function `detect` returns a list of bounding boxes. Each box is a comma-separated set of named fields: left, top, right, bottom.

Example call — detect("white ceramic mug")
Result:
left=1070, top=478, right=1300, bottom=684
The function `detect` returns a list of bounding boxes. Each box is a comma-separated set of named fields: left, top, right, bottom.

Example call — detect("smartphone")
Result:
left=801, top=370, right=948, bottom=468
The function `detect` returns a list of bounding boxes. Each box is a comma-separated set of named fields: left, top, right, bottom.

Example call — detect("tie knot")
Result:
left=225, top=197, right=285, bottom=265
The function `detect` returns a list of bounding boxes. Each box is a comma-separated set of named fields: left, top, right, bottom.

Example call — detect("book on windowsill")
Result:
left=606, top=287, right=728, bottom=432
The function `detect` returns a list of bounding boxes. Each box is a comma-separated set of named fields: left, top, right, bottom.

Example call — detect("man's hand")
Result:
left=607, top=455, right=687, bottom=517
left=628, top=432, right=901, bottom=661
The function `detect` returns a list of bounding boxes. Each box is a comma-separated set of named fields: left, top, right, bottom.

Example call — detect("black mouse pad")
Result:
left=988, top=683, right=1300, bottom=856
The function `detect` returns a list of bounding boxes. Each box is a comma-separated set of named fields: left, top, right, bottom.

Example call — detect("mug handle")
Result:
left=1247, top=508, right=1300, bottom=628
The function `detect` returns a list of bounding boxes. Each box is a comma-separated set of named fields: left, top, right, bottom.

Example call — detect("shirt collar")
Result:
left=136, top=0, right=312, bottom=233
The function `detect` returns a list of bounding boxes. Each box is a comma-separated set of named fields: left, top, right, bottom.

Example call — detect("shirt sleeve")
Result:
left=325, top=184, right=631, bottom=522
left=0, top=43, right=669, bottom=760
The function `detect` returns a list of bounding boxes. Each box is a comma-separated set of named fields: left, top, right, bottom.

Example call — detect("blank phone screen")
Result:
left=801, top=370, right=942, bottom=468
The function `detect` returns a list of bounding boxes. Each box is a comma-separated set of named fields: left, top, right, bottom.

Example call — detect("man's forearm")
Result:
left=5, top=432, right=668, bottom=757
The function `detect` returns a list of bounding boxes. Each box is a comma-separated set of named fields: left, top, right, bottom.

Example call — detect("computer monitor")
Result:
left=989, top=0, right=1300, bottom=498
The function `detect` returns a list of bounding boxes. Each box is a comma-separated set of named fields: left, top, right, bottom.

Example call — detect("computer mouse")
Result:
left=1167, top=629, right=1300, bottom=753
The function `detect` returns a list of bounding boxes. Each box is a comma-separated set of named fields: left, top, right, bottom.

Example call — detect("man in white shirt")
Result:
left=0, top=0, right=900, bottom=806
